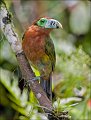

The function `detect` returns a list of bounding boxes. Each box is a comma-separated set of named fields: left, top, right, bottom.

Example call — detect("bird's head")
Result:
left=34, top=17, right=63, bottom=29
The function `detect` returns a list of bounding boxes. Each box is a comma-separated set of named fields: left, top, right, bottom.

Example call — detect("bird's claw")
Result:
left=31, top=76, right=40, bottom=81
left=23, top=77, right=40, bottom=87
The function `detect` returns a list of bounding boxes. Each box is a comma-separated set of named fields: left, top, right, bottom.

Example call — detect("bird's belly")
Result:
left=27, top=49, right=52, bottom=77
left=28, top=47, right=45, bottom=62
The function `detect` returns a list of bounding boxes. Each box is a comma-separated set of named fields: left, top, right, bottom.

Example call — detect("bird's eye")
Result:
left=41, top=20, right=45, bottom=23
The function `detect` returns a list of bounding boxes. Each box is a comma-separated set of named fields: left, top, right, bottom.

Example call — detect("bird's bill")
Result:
left=45, top=19, right=63, bottom=29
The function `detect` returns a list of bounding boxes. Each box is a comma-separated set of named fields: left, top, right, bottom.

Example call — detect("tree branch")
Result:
left=0, top=0, right=53, bottom=115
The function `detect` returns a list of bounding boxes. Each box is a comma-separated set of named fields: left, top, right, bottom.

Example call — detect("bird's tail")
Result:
left=40, top=73, right=52, bottom=101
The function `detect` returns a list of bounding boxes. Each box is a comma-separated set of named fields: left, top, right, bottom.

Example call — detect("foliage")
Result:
left=53, top=47, right=91, bottom=119
left=0, top=68, right=48, bottom=120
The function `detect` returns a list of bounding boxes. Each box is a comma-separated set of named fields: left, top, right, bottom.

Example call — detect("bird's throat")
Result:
left=30, top=25, right=52, bottom=36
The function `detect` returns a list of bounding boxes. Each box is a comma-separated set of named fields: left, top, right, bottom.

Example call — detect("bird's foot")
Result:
left=31, top=76, right=40, bottom=81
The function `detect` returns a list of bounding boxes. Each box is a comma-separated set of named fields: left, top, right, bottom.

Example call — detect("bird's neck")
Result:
left=29, top=25, right=52, bottom=37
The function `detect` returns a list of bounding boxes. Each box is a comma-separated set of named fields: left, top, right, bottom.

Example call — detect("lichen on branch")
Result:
left=0, top=3, right=22, bottom=54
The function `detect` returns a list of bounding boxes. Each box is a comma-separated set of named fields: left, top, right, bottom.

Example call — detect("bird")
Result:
left=22, top=17, right=62, bottom=100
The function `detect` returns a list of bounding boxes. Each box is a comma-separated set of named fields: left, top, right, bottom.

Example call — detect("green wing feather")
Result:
left=45, top=36, right=56, bottom=71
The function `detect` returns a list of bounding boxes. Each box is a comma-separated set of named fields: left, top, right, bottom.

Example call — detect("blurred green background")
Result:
left=0, top=0, right=91, bottom=120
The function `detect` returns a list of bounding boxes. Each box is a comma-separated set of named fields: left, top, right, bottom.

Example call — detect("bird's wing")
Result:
left=45, top=36, right=56, bottom=71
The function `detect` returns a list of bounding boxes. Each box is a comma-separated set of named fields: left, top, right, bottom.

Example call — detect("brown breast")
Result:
left=22, top=25, right=51, bottom=63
